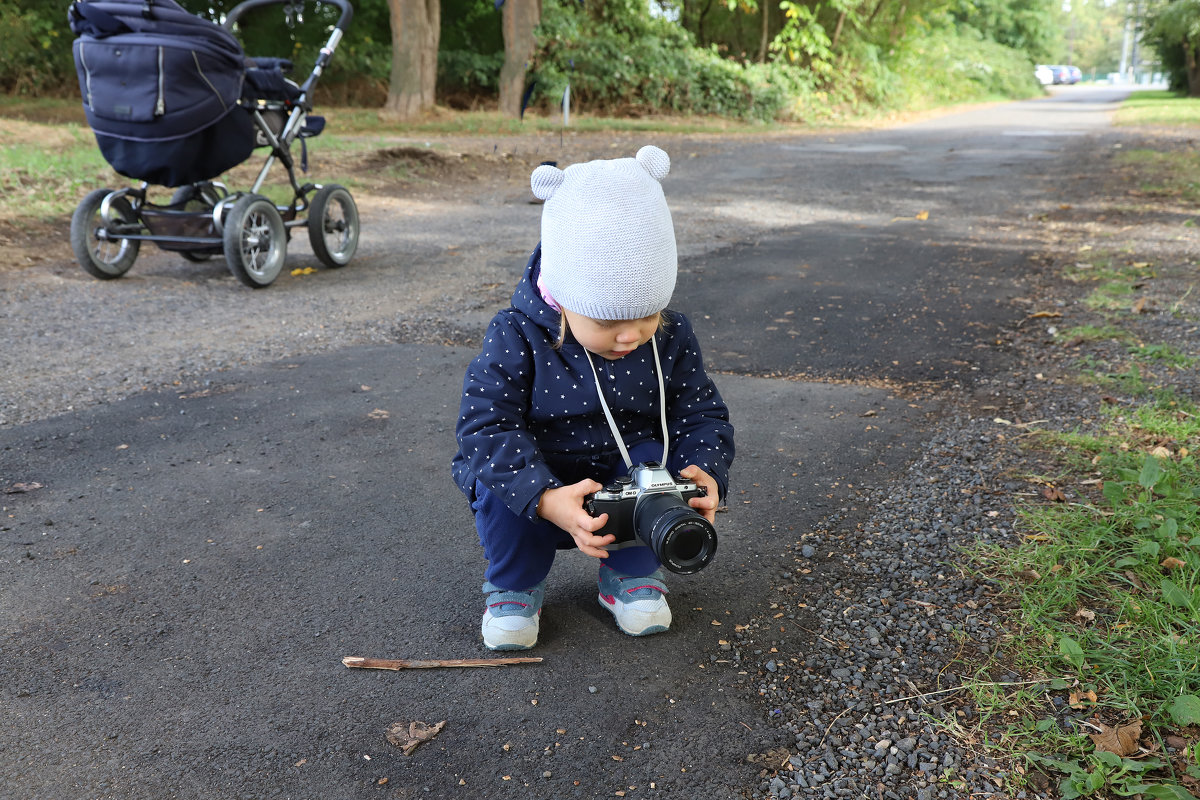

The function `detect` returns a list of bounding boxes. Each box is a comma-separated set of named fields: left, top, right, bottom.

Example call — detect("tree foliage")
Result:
left=4, top=0, right=1058, bottom=116
left=527, top=0, right=809, bottom=119
left=1144, top=0, right=1200, bottom=95
left=1, top=0, right=77, bottom=94
left=951, top=0, right=1056, bottom=58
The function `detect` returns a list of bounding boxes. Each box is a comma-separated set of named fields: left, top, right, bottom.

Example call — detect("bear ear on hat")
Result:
left=531, top=164, right=565, bottom=201
left=635, top=145, right=670, bottom=182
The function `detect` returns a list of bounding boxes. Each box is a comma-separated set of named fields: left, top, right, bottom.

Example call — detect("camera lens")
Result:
left=633, top=493, right=718, bottom=574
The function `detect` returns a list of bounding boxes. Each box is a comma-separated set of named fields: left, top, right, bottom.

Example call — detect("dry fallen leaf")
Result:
left=386, top=720, right=446, bottom=756
left=1132, top=297, right=1151, bottom=314
left=1089, top=720, right=1142, bottom=756
left=1075, top=608, right=1096, bottom=622
left=368, top=409, right=390, bottom=420
left=1041, top=486, right=1067, bottom=502
left=915, top=210, right=929, bottom=221
left=1150, top=445, right=1172, bottom=459
left=1161, top=556, right=1186, bottom=570
left=1069, top=689, right=1098, bottom=708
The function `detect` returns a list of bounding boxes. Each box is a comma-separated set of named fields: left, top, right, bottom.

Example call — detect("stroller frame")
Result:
left=70, top=0, right=360, bottom=288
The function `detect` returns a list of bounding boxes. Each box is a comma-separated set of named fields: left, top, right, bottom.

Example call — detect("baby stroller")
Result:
left=68, top=0, right=359, bottom=288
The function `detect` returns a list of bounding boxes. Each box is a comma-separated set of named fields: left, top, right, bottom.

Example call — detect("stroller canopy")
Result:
left=70, top=0, right=255, bottom=186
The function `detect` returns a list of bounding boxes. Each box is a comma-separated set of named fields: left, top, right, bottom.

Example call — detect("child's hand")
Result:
left=680, top=465, right=719, bottom=525
left=537, top=481, right=616, bottom=558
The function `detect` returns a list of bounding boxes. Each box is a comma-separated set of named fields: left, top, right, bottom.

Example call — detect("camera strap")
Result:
left=582, top=337, right=670, bottom=470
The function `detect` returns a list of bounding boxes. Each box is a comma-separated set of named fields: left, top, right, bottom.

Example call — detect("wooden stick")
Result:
left=342, top=656, right=542, bottom=670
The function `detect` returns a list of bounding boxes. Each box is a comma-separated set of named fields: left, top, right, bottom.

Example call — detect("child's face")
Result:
left=562, top=309, right=660, bottom=361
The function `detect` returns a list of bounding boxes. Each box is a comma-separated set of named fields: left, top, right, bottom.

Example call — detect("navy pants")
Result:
left=473, top=442, right=663, bottom=590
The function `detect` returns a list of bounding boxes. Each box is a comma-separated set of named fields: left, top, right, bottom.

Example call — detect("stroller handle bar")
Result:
left=224, top=0, right=353, bottom=36
left=223, top=0, right=353, bottom=97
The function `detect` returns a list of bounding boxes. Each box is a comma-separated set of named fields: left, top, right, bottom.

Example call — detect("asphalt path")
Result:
left=1, top=85, right=1129, bottom=799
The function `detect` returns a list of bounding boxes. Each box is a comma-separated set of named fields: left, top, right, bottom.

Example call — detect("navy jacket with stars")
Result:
left=452, top=244, right=735, bottom=523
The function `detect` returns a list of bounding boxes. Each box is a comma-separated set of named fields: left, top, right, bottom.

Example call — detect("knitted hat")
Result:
left=531, top=145, right=677, bottom=321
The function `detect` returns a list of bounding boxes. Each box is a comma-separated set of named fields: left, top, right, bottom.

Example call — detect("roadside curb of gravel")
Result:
left=732, top=125, right=1200, bottom=800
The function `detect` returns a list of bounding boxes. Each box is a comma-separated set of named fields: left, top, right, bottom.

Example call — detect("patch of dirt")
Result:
left=0, top=219, right=73, bottom=272
left=0, top=117, right=90, bottom=148
left=328, top=128, right=736, bottom=201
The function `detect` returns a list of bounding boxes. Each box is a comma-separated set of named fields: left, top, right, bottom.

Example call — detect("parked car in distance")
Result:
left=1046, top=65, right=1082, bottom=85
left=1036, top=65, right=1054, bottom=85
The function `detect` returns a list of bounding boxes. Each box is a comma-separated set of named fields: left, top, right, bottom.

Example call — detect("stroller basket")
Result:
left=139, top=205, right=216, bottom=239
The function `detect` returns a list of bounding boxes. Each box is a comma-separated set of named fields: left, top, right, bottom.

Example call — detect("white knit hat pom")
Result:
left=531, top=164, right=565, bottom=200
left=636, top=145, right=670, bottom=182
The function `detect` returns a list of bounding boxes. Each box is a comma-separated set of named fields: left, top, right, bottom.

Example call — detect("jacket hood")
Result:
left=510, top=244, right=560, bottom=336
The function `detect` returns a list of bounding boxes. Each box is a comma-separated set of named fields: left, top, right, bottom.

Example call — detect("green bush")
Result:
left=0, top=5, right=76, bottom=95
left=531, top=0, right=797, bottom=121
left=884, top=27, right=1042, bottom=109
left=438, top=49, right=504, bottom=96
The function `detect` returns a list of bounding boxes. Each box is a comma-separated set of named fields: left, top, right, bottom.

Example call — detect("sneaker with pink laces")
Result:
left=482, top=580, right=544, bottom=650
left=597, top=565, right=671, bottom=636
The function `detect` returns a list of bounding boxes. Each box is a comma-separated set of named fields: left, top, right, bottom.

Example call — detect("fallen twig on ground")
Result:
left=342, top=655, right=542, bottom=670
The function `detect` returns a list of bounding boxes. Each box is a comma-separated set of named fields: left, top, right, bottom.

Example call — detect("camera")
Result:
left=584, top=462, right=718, bottom=574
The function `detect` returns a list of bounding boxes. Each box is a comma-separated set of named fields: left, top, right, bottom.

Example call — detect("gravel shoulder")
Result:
left=737, top=126, right=1200, bottom=799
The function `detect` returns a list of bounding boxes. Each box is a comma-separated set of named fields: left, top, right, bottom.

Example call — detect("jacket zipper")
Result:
left=155, top=46, right=165, bottom=115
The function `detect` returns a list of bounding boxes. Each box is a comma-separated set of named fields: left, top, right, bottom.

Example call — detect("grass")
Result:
left=956, top=89, right=1200, bottom=799
left=1110, top=90, right=1200, bottom=207
left=1118, top=148, right=1200, bottom=205
left=967, top=426, right=1200, bottom=797
left=1061, top=324, right=1135, bottom=344
left=1113, top=90, right=1200, bottom=127
left=0, top=121, right=118, bottom=221
left=1060, top=257, right=1159, bottom=314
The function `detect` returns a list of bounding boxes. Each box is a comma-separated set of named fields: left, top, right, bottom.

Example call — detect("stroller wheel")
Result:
left=307, top=184, right=359, bottom=269
left=70, top=188, right=141, bottom=280
left=223, top=194, right=287, bottom=288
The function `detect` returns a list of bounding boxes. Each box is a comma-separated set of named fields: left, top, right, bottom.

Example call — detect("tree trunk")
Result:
left=499, top=0, right=542, bottom=118
left=757, top=0, right=769, bottom=62
left=1185, top=36, right=1200, bottom=97
left=890, top=0, right=907, bottom=43
left=385, top=0, right=440, bottom=118
left=831, top=11, right=846, bottom=49
left=864, top=0, right=887, bottom=28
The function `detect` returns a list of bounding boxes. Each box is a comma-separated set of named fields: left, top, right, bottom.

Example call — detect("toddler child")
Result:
left=451, top=145, right=735, bottom=650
